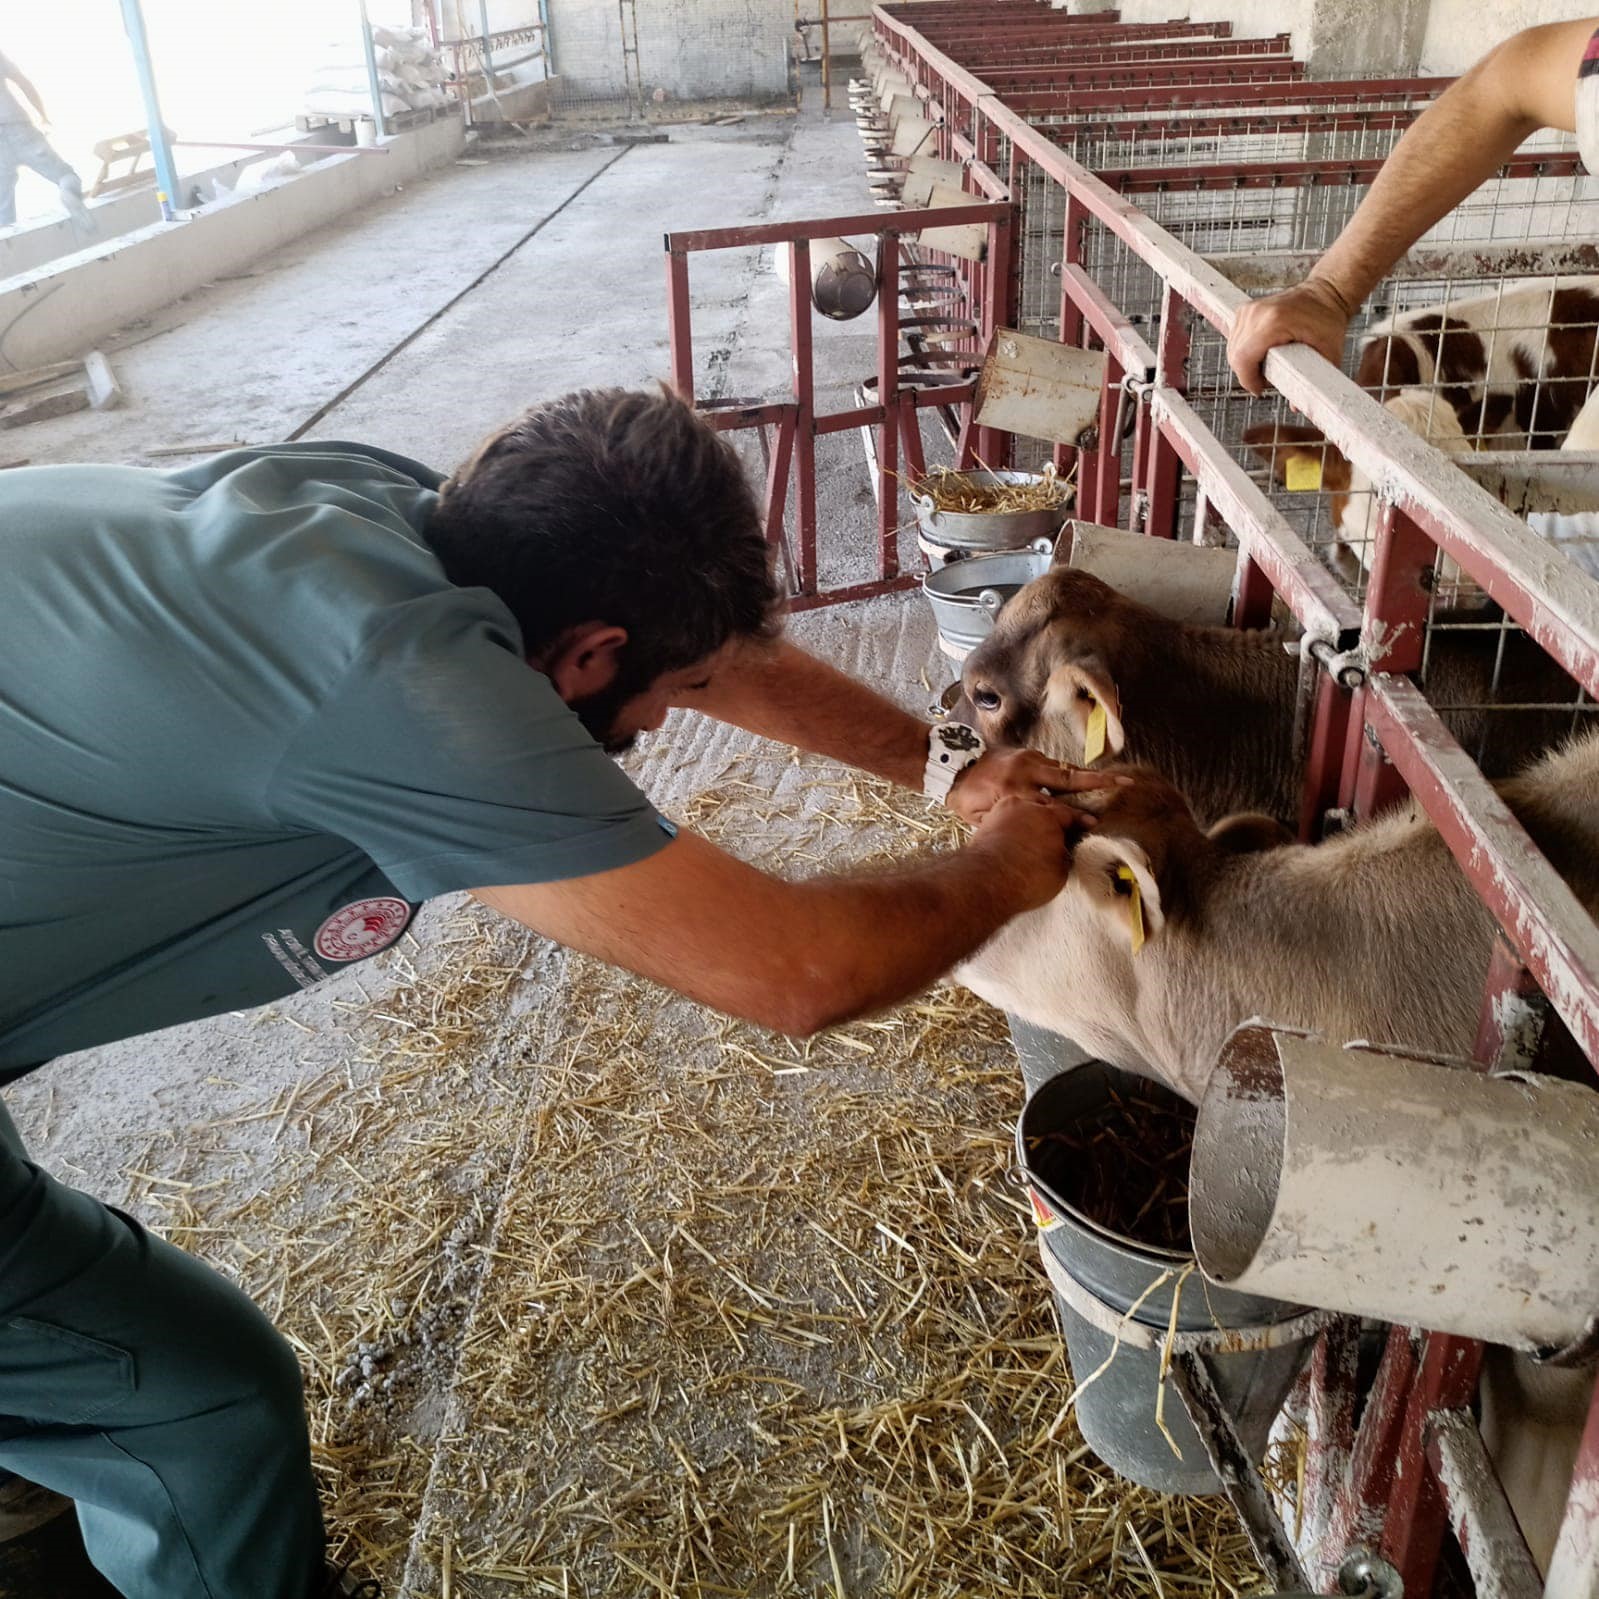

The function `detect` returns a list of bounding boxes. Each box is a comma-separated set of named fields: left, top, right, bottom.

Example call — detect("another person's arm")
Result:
left=475, top=789, right=1079, bottom=1036
left=678, top=635, right=1089, bottom=822
left=0, top=58, right=49, bottom=125
left=1227, top=19, right=1596, bottom=395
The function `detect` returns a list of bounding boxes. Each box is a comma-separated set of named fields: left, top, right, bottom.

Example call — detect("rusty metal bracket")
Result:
left=1170, top=1350, right=1312, bottom=1592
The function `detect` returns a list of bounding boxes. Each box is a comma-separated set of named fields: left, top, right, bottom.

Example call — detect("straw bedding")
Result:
left=115, top=746, right=1267, bottom=1596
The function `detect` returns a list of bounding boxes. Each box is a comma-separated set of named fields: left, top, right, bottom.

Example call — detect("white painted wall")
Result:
left=1419, top=0, right=1596, bottom=73
left=1067, top=0, right=1597, bottom=76
left=545, top=0, right=790, bottom=105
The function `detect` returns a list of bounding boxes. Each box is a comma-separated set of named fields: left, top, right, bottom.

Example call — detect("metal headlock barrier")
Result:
left=860, top=4, right=1599, bottom=1596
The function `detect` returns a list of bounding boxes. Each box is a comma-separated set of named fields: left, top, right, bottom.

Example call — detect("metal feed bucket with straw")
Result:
left=1017, top=1064, right=1327, bottom=1496
left=910, top=468, right=1070, bottom=563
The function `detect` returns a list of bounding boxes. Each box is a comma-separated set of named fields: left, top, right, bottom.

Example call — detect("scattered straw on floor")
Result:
left=98, top=748, right=1266, bottom=1597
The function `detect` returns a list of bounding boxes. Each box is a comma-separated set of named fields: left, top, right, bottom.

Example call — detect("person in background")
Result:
left=1227, top=19, right=1599, bottom=394
left=0, top=47, right=90, bottom=229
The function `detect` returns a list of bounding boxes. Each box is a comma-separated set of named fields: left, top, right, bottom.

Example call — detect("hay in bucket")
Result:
left=911, top=464, right=1070, bottom=517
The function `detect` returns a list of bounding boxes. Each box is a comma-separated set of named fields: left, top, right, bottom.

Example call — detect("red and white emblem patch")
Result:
left=314, top=897, right=412, bottom=963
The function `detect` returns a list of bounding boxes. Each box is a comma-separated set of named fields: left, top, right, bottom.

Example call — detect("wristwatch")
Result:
left=924, top=721, right=986, bottom=803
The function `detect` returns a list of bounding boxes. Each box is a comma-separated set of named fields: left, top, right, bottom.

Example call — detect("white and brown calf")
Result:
left=1243, top=276, right=1599, bottom=565
left=957, top=732, right=1599, bottom=1570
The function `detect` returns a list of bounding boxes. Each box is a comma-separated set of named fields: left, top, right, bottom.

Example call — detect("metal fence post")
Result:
left=358, top=0, right=390, bottom=139
left=117, top=0, right=181, bottom=219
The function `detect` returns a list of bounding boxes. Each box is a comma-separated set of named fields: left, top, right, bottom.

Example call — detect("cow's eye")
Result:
left=972, top=688, right=1001, bottom=711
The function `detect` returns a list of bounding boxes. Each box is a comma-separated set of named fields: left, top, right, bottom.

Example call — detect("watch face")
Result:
left=938, top=723, right=983, bottom=754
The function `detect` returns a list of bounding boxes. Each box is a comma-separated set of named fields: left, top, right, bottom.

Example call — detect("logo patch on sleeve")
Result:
left=314, top=897, right=413, bottom=962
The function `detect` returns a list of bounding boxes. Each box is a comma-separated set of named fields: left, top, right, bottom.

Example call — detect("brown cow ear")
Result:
left=1042, top=659, right=1124, bottom=763
left=1207, top=812, right=1295, bottom=854
left=1240, top=422, right=1350, bottom=492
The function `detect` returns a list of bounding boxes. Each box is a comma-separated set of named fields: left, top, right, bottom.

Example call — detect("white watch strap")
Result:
left=924, top=722, right=985, bottom=803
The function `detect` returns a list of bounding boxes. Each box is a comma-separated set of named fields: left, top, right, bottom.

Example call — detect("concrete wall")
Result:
left=0, top=112, right=466, bottom=373
left=1418, top=0, right=1595, bottom=73
left=547, top=0, right=791, bottom=106
left=1063, top=0, right=1589, bottom=76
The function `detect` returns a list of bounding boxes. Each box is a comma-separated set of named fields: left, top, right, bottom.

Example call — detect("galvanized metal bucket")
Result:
left=909, top=469, right=1069, bottom=552
left=920, top=539, right=1053, bottom=662
left=1018, top=1065, right=1322, bottom=1496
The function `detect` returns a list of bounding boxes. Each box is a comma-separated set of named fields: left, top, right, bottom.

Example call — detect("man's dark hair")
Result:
left=426, top=387, right=782, bottom=690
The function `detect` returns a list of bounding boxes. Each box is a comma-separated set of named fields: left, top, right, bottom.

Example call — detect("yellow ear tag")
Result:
left=1284, top=454, right=1323, bottom=493
left=1116, top=865, right=1145, bottom=955
left=1083, top=698, right=1107, bottom=765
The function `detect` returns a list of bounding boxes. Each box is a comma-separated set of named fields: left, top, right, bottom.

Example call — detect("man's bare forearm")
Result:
left=780, top=835, right=1054, bottom=1030
left=1308, top=23, right=1589, bottom=310
left=474, top=797, right=1076, bottom=1037
left=1310, top=68, right=1539, bottom=310
left=686, top=637, right=929, bottom=790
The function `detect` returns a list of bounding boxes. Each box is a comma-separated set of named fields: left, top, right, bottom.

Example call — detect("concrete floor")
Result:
left=0, top=104, right=1012, bottom=1593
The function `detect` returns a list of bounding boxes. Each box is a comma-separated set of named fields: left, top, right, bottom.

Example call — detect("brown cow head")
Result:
left=960, top=567, right=1135, bottom=765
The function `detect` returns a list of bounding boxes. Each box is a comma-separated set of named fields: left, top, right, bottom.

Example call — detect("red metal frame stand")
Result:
left=664, top=200, right=1014, bottom=610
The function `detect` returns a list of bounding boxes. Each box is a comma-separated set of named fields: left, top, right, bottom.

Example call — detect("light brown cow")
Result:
left=962, top=566, right=1579, bottom=823
left=956, top=730, right=1599, bottom=1103
left=957, top=731, right=1599, bottom=1571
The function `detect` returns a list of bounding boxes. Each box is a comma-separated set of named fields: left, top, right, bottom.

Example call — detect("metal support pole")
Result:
left=974, top=204, right=1015, bottom=470
left=1053, top=193, right=1086, bottom=479
left=821, top=0, right=832, bottom=110
left=538, top=0, right=554, bottom=77
left=117, top=0, right=181, bottom=219
left=1352, top=500, right=1433, bottom=818
left=791, top=238, right=820, bottom=595
left=664, top=247, right=694, bottom=403
left=478, top=0, right=496, bottom=86
left=1144, top=282, right=1189, bottom=538
left=875, top=230, right=900, bottom=580
left=358, top=0, right=390, bottom=140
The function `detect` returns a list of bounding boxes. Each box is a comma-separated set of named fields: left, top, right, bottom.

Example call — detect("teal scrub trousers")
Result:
left=0, top=1097, right=326, bottom=1598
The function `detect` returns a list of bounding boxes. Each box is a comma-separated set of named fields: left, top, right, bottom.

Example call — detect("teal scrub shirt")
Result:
left=0, top=443, right=674, bottom=1076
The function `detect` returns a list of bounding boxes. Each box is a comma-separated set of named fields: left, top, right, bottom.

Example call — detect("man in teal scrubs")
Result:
left=0, top=387, right=1092, bottom=1599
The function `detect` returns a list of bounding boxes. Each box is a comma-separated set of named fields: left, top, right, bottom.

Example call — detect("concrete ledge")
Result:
left=0, top=134, right=368, bottom=282
left=0, top=111, right=466, bottom=373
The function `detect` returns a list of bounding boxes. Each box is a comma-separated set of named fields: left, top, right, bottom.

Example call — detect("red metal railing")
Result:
left=664, top=201, right=1014, bottom=610
left=872, top=3, right=1599, bottom=1594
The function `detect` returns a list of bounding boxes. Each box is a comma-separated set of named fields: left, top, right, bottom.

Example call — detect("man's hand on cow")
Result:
left=1226, top=276, right=1355, bottom=397
left=966, top=790, right=1091, bottom=911
left=946, top=747, right=1108, bottom=825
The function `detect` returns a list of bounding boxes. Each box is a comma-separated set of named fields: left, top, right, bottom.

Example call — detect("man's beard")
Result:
left=568, top=675, right=644, bottom=756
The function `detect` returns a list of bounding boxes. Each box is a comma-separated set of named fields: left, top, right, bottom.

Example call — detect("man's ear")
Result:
left=1042, top=658, right=1125, bottom=763
left=536, top=623, right=628, bottom=702
left=1207, top=812, right=1295, bottom=854
left=1074, top=834, right=1165, bottom=951
left=1241, top=421, right=1352, bottom=493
